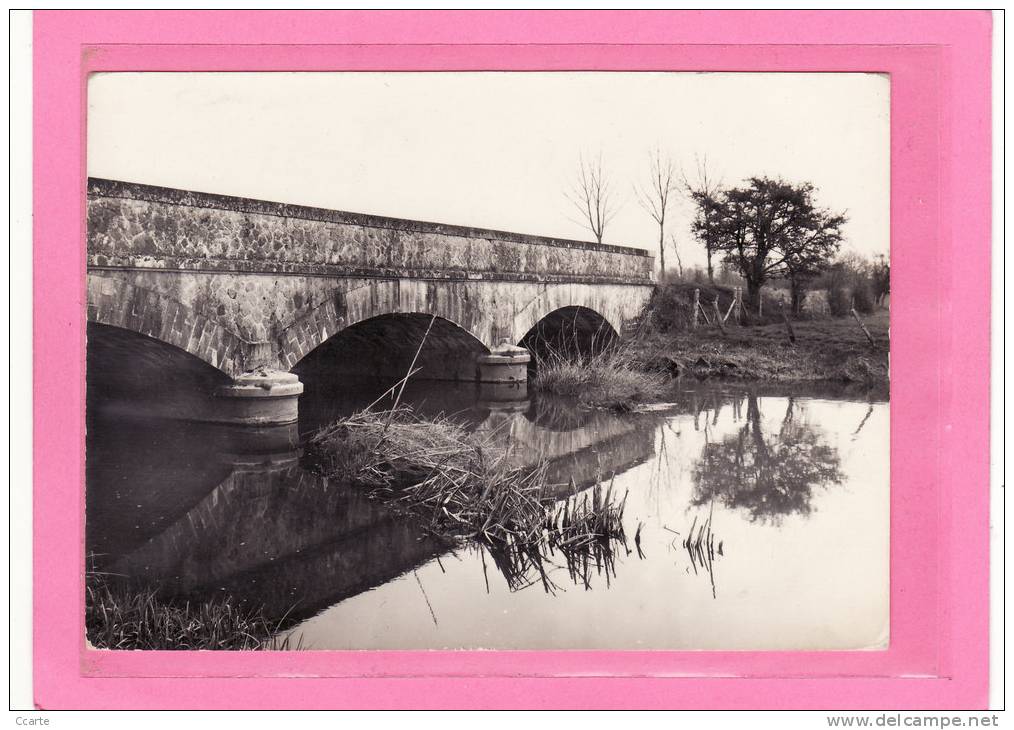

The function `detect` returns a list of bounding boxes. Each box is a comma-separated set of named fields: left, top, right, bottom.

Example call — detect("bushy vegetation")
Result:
left=644, top=280, right=792, bottom=333
left=645, top=281, right=735, bottom=333
left=817, top=253, right=880, bottom=316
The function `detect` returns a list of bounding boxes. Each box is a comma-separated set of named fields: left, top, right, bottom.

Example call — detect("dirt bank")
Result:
left=628, top=311, right=890, bottom=386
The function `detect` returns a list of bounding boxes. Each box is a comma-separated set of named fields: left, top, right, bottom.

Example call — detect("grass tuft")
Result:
left=86, top=575, right=301, bottom=651
left=532, top=348, right=669, bottom=411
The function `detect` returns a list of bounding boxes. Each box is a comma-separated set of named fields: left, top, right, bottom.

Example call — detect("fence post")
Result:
left=712, top=298, right=727, bottom=336
left=735, top=287, right=742, bottom=324
left=780, top=303, right=796, bottom=344
left=692, top=288, right=700, bottom=329
left=851, top=307, right=876, bottom=348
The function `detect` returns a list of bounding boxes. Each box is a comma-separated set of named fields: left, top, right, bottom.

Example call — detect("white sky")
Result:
left=88, top=72, right=889, bottom=268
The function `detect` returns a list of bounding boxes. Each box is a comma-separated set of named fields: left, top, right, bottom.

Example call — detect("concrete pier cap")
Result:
left=477, top=342, right=531, bottom=384
left=213, top=369, right=303, bottom=426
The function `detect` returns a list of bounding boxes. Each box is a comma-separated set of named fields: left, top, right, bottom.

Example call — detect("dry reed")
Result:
left=682, top=505, right=723, bottom=598
left=306, top=407, right=631, bottom=568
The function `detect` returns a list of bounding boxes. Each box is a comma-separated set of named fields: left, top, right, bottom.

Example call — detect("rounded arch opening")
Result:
left=87, top=322, right=232, bottom=421
left=518, top=305, right=619, bottom=367
left=293, top=313, right=491, bottom=428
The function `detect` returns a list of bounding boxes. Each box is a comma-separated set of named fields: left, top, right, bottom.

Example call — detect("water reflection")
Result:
left=89, top=415, right=447, bottom=624
left=86, top=377, right=889, bottom=650
left=86, top=384, right=662, bottom=625
left=475, top=531, right=623, bottom=595
left=691, top=394, right=844, bottom=523
left=681, top=505, right=722, bottom=598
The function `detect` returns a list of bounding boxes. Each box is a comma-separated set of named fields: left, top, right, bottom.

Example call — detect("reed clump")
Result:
left=86, top=576, right=300, bottom=650
left=533, top=348, right=668, bottom=411
left=308, top=407, right=550, bottom=543
left=476, top=478, right=629, bottom=594
left=546, top=479, right=629, bottom=590
left=306, top=407, right=630, bottom=553
left=682, top=507, right=723, bottom=599
left=546, top=478, right=628, bottom=551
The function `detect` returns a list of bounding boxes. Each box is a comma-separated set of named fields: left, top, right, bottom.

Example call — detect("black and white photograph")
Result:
left=84, top=71, right=891, bottom=651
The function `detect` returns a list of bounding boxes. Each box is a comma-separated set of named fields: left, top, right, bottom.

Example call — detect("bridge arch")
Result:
left=275, top=279, right=498, bottom=371
left=293, top=311, right=490, bottom=384
left=518, top=305, right=619, bottom=362
left=86, top=321, right=235, bottom=423
left=510, top=284, right=627, bottom=350
left=276, top=279, right=641, bottom=372
left=86, top=274, right=247, bottom=377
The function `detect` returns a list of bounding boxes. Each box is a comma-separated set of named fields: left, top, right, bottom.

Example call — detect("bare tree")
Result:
left=682, top=155, right=723, bottom=284
left=567, top=152, right=618, bottom=244
left=668, top=233, right=685, bottom=279
left=635, top=149, right=679, bottom=274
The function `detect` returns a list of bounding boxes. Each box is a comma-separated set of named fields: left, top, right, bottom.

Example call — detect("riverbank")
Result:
left=532, top=312, right=888, bottom=411
left=629, top=311, right=890, bottom=386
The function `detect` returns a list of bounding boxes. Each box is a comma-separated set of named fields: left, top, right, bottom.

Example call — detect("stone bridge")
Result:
left=86, top=178, right=654, bottom=424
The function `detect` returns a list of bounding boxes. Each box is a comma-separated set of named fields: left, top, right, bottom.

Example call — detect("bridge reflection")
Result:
left=476, top=398, right=659, bottom=492
left=88, top=394, right=660, bottom=625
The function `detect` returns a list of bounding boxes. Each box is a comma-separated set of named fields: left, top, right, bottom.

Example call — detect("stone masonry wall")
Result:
left=88, top=178, right=653, bottom=284
left=88, top=269, right=652, bottom=375
left=86, top=179, right=655, bottom=377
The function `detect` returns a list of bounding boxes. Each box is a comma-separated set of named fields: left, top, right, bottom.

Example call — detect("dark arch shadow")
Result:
left=293, top=313, right=492, bottom=431
left=87, top=322, right=232, bottom=421
left=294, top=312, right=490, bottom=382
left=518, top=305, right=619, bottom=367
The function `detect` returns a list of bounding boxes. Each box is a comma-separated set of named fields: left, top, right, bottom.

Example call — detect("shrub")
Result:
left=818, top=254, right=881, bottom=316
left=645, top=281, right=737, bottom=333
left=827, top=283, right=852, bottom=316
left=851, top=280, right=876, bottom=314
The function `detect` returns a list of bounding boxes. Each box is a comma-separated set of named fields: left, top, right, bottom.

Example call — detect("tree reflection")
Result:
left=691, top=394, right=843, bottom=523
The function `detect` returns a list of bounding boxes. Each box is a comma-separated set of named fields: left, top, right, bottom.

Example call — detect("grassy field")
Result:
left=630, top=310, right=889, bottom=385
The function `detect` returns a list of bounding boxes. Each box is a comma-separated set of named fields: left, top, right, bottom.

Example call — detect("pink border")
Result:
left=32, top=10, right=992, bottom=709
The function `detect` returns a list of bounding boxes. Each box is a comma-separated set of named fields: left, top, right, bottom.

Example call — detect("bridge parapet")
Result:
left=87, top=178, right=653, bottom=285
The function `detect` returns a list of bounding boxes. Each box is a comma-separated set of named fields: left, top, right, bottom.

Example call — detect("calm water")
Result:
left=86, top=378, right=889, bottom=651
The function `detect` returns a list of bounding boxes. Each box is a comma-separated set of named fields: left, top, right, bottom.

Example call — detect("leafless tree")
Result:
left=567, top=152, right=618, bottom=244
left=668, top=233, right=685, bottom=279
left=682, top=155, right=723, bottom=284
left=634, top=149, right=680, bottom=274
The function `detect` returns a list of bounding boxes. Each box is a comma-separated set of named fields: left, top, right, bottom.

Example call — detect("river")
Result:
left=86, top=376, right=889, bottom=651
